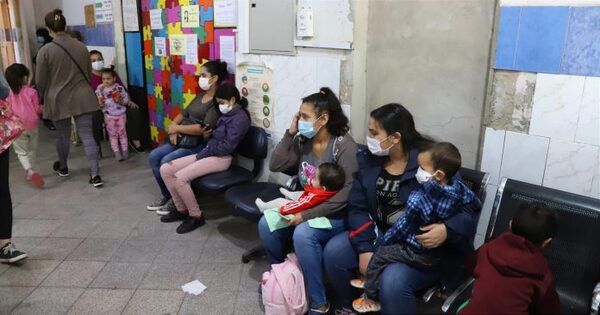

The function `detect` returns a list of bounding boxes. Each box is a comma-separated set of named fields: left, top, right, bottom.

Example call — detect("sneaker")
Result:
left=147, top=196, right=170, bottom=211
left=156, top=199, right=175, bottom=216
left=114, top=151, right=123, bottom=161
left=0, top=243, right=28, bottom=263
left=160, top=210, right=188, bottom=223
left=176, top=216, right=206, bottom=234
left=121, top=150, right=129, bottom=161
left=309, top=303, right=330, bottom=315
left=53, top=161, right=69, bottom=177
left=25, top=170, right=45, bottom=188
left=334, top=308, right=357, bottom=315
left=350, top=277, right=365, bottom=289
left=89, top=175, right=103, bottom=188
left=352, top=295, right=381, bottom=313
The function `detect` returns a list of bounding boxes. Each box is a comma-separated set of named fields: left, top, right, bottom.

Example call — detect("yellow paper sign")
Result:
left=169, top=34, right=186, bottom=55
left=181, top=5, right=200, bottom=28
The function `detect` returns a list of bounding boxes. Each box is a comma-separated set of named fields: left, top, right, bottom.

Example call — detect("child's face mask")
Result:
left=415, top=167, right=435, bottom=184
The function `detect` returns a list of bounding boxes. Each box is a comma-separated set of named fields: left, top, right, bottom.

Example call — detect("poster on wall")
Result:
left=154, top=37, right=167, bottom=57
left=95, top=10, right=113, bottom=23
left=215, top=28, right=235, bottom=74
left=150, top=9, right=163, bottom=30
left=214, top=0, right=236, bottom=27
left=184, top=35, right=198, bottom=64
left=84, top=4, right=95, bottom=27
left=95, top=0, right=112, bottom=10
left=169, top=35, right=187, bottom=55
left=181, top=5, right=200, bottom=28
left=123, top=0, right=139, bottom=31
left=237, top=62, right=273, bottom=130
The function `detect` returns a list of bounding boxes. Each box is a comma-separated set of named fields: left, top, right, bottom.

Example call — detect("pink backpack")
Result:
left=261, top=253, right=308, bottom=315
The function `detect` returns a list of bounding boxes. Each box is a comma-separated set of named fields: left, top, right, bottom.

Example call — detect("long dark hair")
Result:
left=203, top=59, right=229, bottom=85
left=301, top=87, right=349, bottom=137
left=370, top=103, right=432, bottom=152
left=45, top=9, right=67, bottom=33
left=214, top=83, right=249, bottom=116
left=5, top=63, right=30, bottom=94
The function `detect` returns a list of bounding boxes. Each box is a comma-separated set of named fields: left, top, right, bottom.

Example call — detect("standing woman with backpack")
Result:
left=36, top=9, right=103, bottom=187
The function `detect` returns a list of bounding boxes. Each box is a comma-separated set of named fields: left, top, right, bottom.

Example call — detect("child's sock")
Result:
left=255, top=198, right=267, bottom=212
left=114, top=151, right=123, bottom=161
left=279, top=188, right=303, bottom=201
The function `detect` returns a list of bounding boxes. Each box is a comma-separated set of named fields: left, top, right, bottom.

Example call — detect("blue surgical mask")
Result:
left=298, top=116, right=322, bottom=139
left=37, top=36, right=45, bottom=44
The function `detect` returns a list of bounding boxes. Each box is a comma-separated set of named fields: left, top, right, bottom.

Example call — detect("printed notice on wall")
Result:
left=123, top=0, right=139, bottom=31
left=236, top=62, right=273, bottom=130
left=150, top=9, right=163, bottom=30
left=169, top=35, right=186, bottom=55
left=181, top=5, right=200, bottom=28
left=94, top=0, right=112, bottom=23
left=154, top=37, right=167, bottom=57
left=184, top=35, right=198, bottom=64
left=219, top=36, right=235, bottom=74
left=214, top=0, right=237, bottom=27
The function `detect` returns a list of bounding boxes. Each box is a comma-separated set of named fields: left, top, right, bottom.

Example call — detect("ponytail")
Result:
left=45, top=9, right=67, bottom=33
left=301, top=87, right=349, bottom=137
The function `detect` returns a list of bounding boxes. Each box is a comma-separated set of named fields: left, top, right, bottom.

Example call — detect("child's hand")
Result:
left=97, top=96, right=105, bottom=107
left=128, top=101, right=139, bottom=109
left=202, top=128, right=213, bottom=140
left=358, top=252, right=374, bottom=276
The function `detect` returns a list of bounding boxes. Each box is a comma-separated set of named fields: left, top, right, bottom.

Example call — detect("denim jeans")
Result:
left=323, top=232, right=441, bottom=314
left=258, top=216, right=345, bottom=310
left=148, top=143, right=205, bottom=198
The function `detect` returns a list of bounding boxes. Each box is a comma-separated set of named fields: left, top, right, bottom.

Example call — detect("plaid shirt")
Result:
left=382, top=178, right=481, bottom=251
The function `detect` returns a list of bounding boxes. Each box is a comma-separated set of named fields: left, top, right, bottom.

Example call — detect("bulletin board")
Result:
left=141, top=0, right=216, bottom=144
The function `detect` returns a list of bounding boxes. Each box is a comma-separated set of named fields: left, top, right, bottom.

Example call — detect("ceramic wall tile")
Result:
left=488, top=71, right=536, bottom=132
left=529, top=74, right=586, bottom=141
left=592, top=160, right=600, bottom=199
left=494, top=7, right=521, bottom=69
left=480, top=128, right=506, bottom=185
left=575, top=77, right=600, bottom=146
left=514, top=7, right=570, bottom=73
left=500, top=131, right=550, bottom=185
left=316, top=57, right=341, bottom=96
left=272, top=94, right=302, bottom=136
left=560, top=7, right=600, bottom=77
left=543, top=139, right=599, bottom=196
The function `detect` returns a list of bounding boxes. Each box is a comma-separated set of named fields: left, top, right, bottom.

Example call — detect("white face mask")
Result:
left=198, top=77, right=211, bottom=90
left=219, top=103, right=233, bottom=114
left=415, top=167, right=435, bottom=184
left=92, top=60, right=105, bottom=71
left=366, top=135, right=392, bottom=156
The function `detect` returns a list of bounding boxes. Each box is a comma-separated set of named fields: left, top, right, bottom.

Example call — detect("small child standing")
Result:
left=352, top=142, right=482, bottom=313
left=459, top=202, right=560, bottom=314
left=255, top=163, right=345, bottom=215
left=96, top=69, right=131, bottom=161
left=6, top=63, right=44, bottom=188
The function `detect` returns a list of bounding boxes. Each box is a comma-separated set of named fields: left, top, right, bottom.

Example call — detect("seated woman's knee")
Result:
left=379, top=263, right=413, bottom=297
left=292, top=222, right=318, bottom=248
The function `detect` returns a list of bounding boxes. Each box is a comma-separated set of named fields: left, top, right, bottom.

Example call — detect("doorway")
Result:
left=0, top=0, right=16, bottom=69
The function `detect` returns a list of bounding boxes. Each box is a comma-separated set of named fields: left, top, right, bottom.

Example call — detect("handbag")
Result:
left=169, top=117, right=205, bottom=149
left=0, top=99, right=24, bottom=154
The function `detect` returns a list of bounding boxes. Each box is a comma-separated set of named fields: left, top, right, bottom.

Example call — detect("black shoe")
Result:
left=89, top=175, right=103, bottom=188
left=43, top=119, right=56, bottom=131
left=147, top=196, right=170, bottom=211
left=53, top=161, right=69, bottom=177
left=160, top=210, right=188, bottom=223
left=176, top=216, right=205, bottom=234
left=0, top=243, right=28, bottom=263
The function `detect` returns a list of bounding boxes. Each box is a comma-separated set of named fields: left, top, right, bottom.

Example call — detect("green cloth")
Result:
left=307, top=217, right=332, bottom=229
left=263, top=208, right=332, bottom=231
left=457, top=299, right=470, bottom=313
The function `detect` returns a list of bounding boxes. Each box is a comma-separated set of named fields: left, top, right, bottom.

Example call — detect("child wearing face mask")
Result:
left=96, top=69, right=132, bottom=161
left=352, top=142, right=482, bottom=313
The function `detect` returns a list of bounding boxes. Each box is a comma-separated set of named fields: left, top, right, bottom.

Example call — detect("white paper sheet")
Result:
left=182, top=280, right=207, bottom=296
left=214, top=0, right=237, bottom=27
left=122, top=0, right=139, bottom=31
left=154, top=37, right=167, bottom=57
left=219, top=36, right=235, bottom=73
left=185, top=35, right=198, bottom=64
left=150, top=9, right=163, bottom=30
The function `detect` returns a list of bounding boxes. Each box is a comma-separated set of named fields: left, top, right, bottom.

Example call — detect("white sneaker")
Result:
left=156, top=199, right=175, bottom=216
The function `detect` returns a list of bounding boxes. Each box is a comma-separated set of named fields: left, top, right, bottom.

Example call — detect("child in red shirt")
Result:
left=256, top=163, right=345, bottom=215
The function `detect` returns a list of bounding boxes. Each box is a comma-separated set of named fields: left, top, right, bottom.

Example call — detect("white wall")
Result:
left=34, top=0, right=62, bottom=27
left=61, top=0, right=94, bottom=25
left=501, top=0, right=600, bottom=5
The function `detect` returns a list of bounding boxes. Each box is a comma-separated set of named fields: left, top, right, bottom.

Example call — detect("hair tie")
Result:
left=55, top=14, right=60, bottom=21
left=320, top=90, right=326, bottom=95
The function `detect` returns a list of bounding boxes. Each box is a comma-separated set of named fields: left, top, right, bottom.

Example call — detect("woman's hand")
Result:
left=167, top=124, right=179, bottom=135
left=288, top=213, right=304, bottom=226
left=128, top=100, right=139, bottom=109
left=202, top=128, right=213, bottom=140
left=288, top=112, right=300, bottom=136
left=169, top=133, right=179, bottom=145
left=415, top=223, right=448, bottom=249
left=359, top=252, right=374, bottom=276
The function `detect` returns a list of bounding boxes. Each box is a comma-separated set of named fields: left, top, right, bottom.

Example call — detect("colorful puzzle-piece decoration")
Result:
left=157, top=0, right=166, bottom=9
left=199, top=0, right=211, bottom=10
left=167, top=22, right=183, bottom=35
left=170, top=104, right=182, bottom=118
left=162, top=84, right=172, bottom=104
left=200, top=6, right=213, bottom=25
left=163, top=116, right=173, bottom=132
left=153, top=70, right=163, bottom=85
left=149, top=108, right=158, bottom=125
left=148, top=95, right=157, bottom=111
left=152, top=56, right=162, bottom=71
left=149, top=0, right=158, bottom=9
left=166, top=0, right=177, bottom=8
left=166, top=6, right=180, bottom=24
left=205, top=21, right=214, bottom=43
left=183, top=75, right=198, bottom=93
left=183, top=91, right=196, bottom=109
left=171, top=56, right=183, bottom=76
left=181, top=63, right=197, bottom=76
left=194, top=25, right=208, bottom=44
left=150, top=125, right=159, bottom=142
left=144, top=55, right=154, bottom=71
left=142, top=10, right=150, bottom=27
left=170, top=74, right=185, bottom=102
left=144, top=40, right=153, bottom=56
left=154, top=85, right=163, bottom=99
left=143, top=25, right=152, bottom=41
left=159, top=57, right=171, bottom=71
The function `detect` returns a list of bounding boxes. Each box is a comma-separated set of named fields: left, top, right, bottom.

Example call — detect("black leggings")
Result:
left=92, top=110, right=104, bottom=148
left=0, top=149, right=13, bottom=239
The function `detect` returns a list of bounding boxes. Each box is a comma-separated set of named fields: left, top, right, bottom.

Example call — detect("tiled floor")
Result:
left=1, top=129, right=267, bottom=315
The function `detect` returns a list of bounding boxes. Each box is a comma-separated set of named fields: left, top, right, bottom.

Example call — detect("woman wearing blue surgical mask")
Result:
left=260, top=87, right=358, bottom=314
left=323, top=103, right=479, bottom=314
left=32, top=28, right=56, bottom=131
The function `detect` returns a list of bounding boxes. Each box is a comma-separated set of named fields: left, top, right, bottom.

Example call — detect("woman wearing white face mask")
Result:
left=322, top=103, right=479, bottom=314
left=146, top=59, right=228, bottom=214
left=259, top=87, right=358, bottom=314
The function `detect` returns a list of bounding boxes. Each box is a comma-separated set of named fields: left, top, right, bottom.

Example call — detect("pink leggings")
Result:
left=104, top=114, right=128, bottom=153
left=160, top=154, right=232, bottom=218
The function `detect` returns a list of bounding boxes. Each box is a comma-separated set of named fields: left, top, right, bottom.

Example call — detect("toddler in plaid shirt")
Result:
left=352, top=142, right=482, bottom=313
